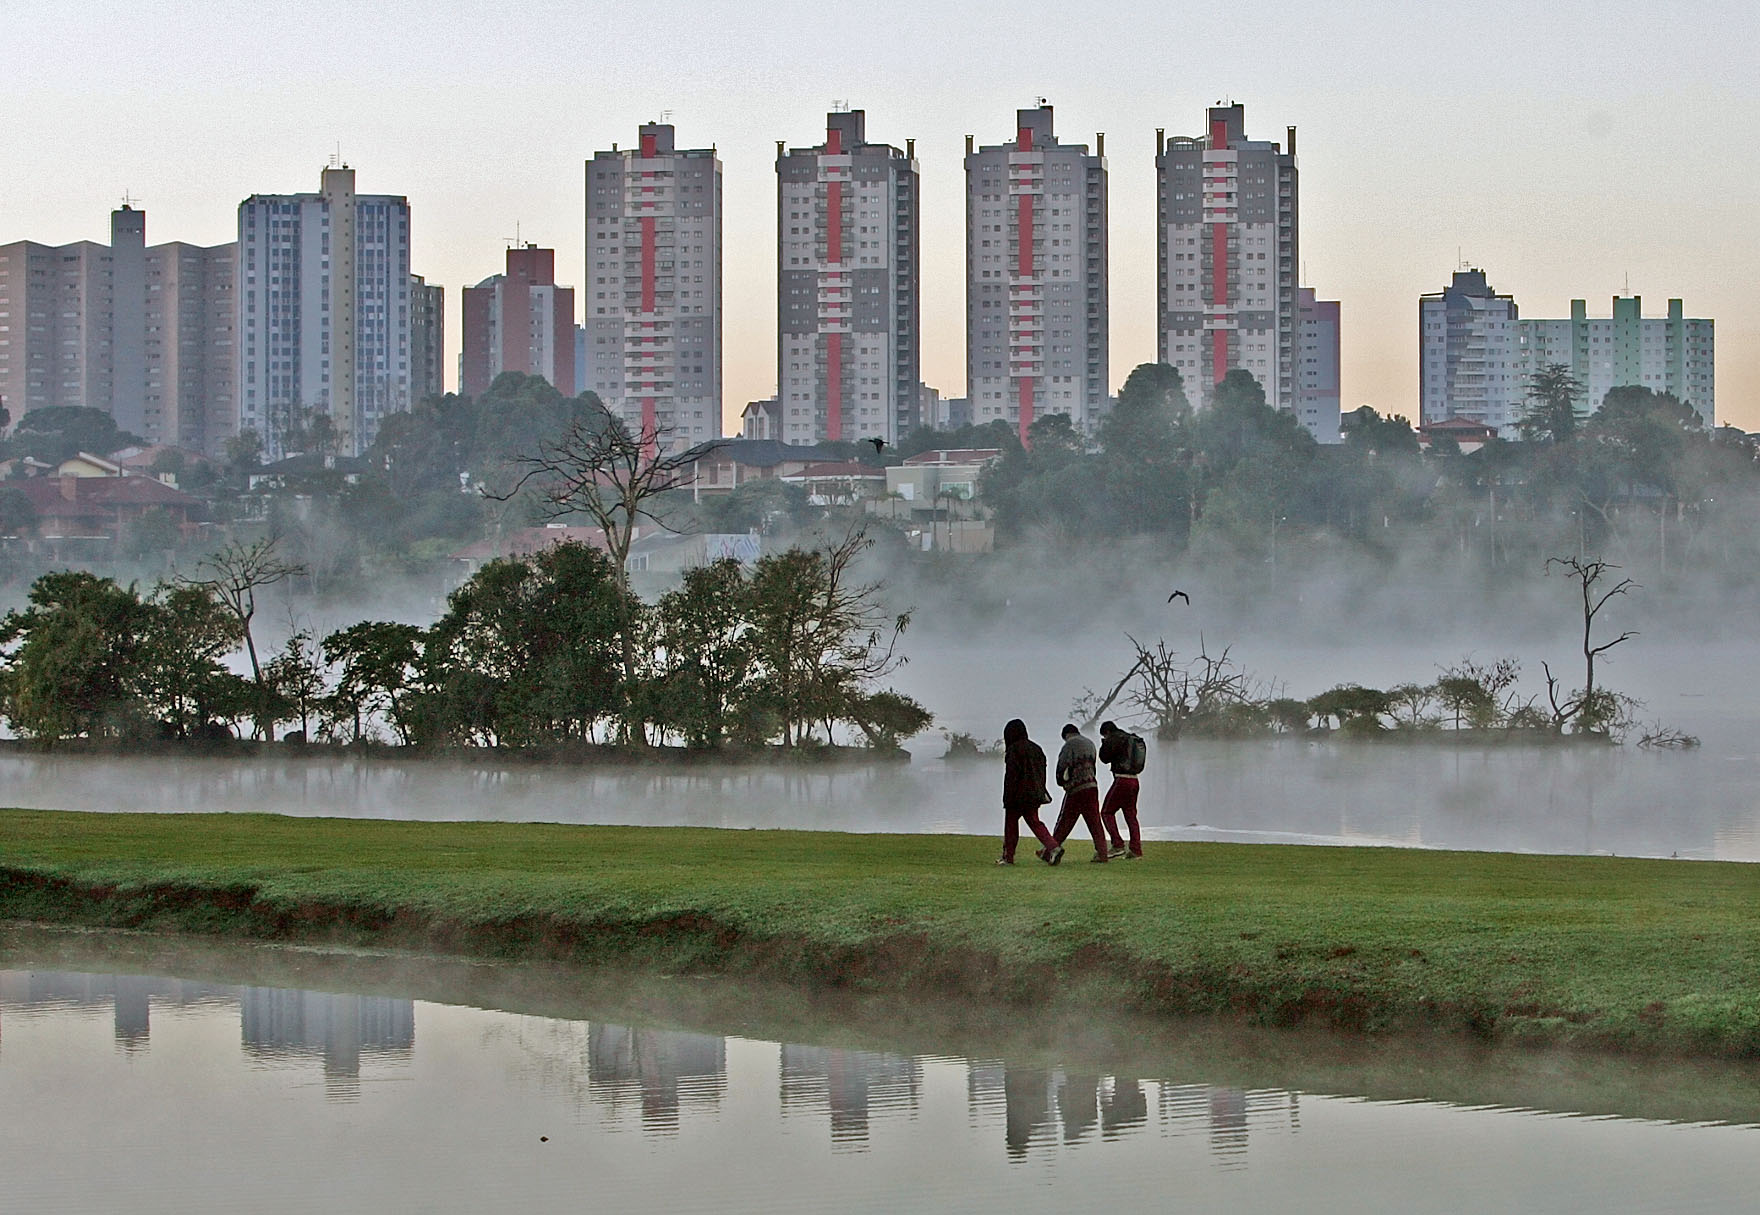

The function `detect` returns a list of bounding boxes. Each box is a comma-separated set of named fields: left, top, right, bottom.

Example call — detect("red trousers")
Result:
left=1002, top=805, right=1057, bottom=862
left=1101, top=776, right=1141, bottom=856
left=1052, top=787, right=1107, bottom=859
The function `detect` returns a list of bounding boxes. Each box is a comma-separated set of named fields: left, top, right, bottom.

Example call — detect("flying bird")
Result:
left=868, top=436, right=886, bottom=456
left=1167, top=590, right=1190, bottom=605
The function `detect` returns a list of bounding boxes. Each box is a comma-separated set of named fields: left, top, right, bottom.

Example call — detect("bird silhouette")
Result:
left=1167, top=590, right=1190, bottom=605
left=868, top=436, right=886, bottom=456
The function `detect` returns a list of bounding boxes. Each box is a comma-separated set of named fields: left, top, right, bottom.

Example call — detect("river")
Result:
left=2, top=930, right=1757, bottom=1214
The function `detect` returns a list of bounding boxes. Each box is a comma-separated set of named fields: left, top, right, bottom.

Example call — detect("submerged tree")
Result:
left=1542, top=556, right=1639, bottom=735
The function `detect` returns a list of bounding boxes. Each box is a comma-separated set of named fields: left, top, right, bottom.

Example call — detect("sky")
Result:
left=3, top=0, right=1756, bottom=432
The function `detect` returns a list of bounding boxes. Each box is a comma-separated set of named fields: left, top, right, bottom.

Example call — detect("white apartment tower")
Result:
left=1418, top=268, right=1522, bottom=430
left=965, top=105, right=1109, bottom=444
left=584, top=123, right=723, bottom=449
left=776, top=109, right=920, bottom=445
left=1157, top=104, right=1300, bottom=421
left=237, top=166, right=413, bottom=458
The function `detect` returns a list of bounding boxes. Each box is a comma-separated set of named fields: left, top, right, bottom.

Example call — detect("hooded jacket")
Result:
left=1001, top=719, right=1050, bottom=810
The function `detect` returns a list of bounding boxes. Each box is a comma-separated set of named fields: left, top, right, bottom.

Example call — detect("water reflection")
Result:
left=5, top=962, right=1760, bottom=1213
left=0, top=967, right=1306, bottom=1166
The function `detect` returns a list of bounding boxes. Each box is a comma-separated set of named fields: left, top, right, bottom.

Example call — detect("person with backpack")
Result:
left=1049, top=723, right=1109, bottom=863
left=998, top=718, right=1058, bottom=865
left=1097, top=720, right=1146, bottom=859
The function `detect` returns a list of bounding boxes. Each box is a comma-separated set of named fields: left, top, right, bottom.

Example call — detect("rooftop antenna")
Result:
left=658, top=109, right=673, bottom=124
left=832, top=99, right=850, bottom=113
left=1036, top=95, right=1049, bottom=107
left=1624, top=270, right=1631, bottom=295
left=504, top=221, right=522, bottom=250
left=329, top=142, right=342, bottom=169
left=120, top=189, right=139, bottom=210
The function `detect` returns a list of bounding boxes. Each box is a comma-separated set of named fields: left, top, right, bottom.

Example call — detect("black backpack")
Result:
left=1122, top=732, right=1147, bottom=776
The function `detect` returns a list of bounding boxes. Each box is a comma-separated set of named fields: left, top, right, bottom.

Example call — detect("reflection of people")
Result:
left=1097, top=721, right=1145, bottom=859
left=1058, top=1073, right=1099, bottom=1142
left=999, top=718, right=1057, bottom=865
left=1101, top=1077, right=1148, bottom=1136
left=1051, top=723, right=1108, bottom=862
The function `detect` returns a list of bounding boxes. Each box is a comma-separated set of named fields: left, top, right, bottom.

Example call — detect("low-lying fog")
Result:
left=3, top=611, right=1755, bottom=861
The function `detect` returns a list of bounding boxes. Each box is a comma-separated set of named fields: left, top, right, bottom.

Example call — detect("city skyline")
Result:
left=4, top=0, right=1754, bottom=432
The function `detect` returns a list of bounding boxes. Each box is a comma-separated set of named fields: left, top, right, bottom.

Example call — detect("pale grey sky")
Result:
left=4, top=0, right=1755, bottom=428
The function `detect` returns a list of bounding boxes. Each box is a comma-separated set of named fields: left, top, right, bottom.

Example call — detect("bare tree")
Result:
left=493, top=411, right=720, bottom=592
left=1542, top=556, right=1639, bottom=734
left=1075, top=636, right=1266, bottom=738
left=491, top=410, right=723, bottom=740
left=186, top=536, right=306, bottom=739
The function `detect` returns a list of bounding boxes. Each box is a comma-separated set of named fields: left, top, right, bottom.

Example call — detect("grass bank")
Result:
left=3, top=810, right=1760, bottom=1058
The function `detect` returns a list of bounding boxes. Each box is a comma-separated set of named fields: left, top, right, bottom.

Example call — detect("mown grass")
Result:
left=4, top=809, right=1760, bottom=1056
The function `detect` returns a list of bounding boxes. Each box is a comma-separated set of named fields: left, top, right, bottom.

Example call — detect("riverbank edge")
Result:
left=3, top=813, right=1759, bottom=1062
left=8, top=922, right=1759, bottom=1128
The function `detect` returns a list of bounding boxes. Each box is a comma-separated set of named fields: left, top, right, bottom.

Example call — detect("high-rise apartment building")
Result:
left=1295, top=287, right=1341, bottom=443
left=965, top=104, right=1108, bottom=443
left=460, top=245, right=575, bottom=398
left=1157, top=104, right=1300, bottom=424
left=1419, top=268, right=1522, bottom=430
left=409, top=274, right=445, bottom=405
left=776, top=109, right=920, bottom=445
left=584, top=123, right=722, bottom=449
left=238, top=166, right=413, bottom=458
left=1516, top=296, right=1714, bottom=425
left=0, top=206, right=236, bottom=452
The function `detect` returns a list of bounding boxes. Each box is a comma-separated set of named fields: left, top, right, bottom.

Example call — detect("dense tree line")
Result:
left=952, top=363, right=1759, bottom=581
left=0, top=533, right=929, bottom=752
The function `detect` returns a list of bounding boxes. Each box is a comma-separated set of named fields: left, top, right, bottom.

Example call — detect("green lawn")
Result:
left=4, top=809, right=1760, bottom=1056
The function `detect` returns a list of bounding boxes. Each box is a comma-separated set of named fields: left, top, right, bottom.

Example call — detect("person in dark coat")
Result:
left=999, top=718, right=1058, bottom=865
left=1098, top=720, right=1143, bottom=859
left=1050, top=722, right=1108, bottom=863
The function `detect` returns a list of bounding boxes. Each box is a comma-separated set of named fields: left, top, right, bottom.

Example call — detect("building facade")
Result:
left=776, top=109, right=920, bottom=446
left=1419, top=268, right=1522, bottom=430
left=965, top=104, right=1108, bottom=444
left=584, top=123, right=722, bottom=449
left=1516, top=296, right=1714, bottom=425
left=0, top=207, right=236, bottom=453
left=1156, top=104, right=1300, bottom=423
left=237, top=166, right=414, bottom=458
left=1295, top=287, right=1341, bottom=443
left=409, top=274, right=445, bottom=405
left=461, top=245, right=575, bottom=398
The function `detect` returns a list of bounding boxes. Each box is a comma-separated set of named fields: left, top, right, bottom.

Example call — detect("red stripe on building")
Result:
left=1018, top=375, right=1035, bottom=448
left=641, top=215, right=656, bottom=314
left=1016, top=122, right=1036, bottom=446
left=827, top=331, right=843, bottom=441
left=1017, top=193, right=1034, bottom=279
left=1211, top=222, right=1229, bottom=386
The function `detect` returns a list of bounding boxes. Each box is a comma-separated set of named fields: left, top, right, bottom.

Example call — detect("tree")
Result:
left=494, top=408, right=720, bottom=734
left=321, top=621, right=424, bottom=744
left=1099, top=363, right=1192, bottom=536
left=418, top=541, right=636, bottom=746
left=643, top=558, right=756, bottom=748
left=1341, top=407, right=1421, bottom=458
left=1519, top=364, right=1587, bottom=444
left=0, top=571, right=156, bottom=741
left=263, top=625, right=329, bottom=740
left=0, top=488, right=38, bottom=538
left=745, top=527, right=918, bottom=746
left=187, top=537, right=307, bottom=739
left=137, top=582, right=248, bottom=739
left=1542, top=556, right=1638, bottom=735
left=9, top=406, right=144, bottom=465
left=1587, top=385, right=1703, bottom=498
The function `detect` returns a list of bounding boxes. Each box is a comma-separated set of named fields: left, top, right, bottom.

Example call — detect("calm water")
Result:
left=3, top=937, right=1759, bottom=1213
left=1, top=636, right=1756, bottom=860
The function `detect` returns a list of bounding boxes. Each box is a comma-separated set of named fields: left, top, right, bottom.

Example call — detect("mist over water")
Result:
left=5, top=613, right=1757, bottom=860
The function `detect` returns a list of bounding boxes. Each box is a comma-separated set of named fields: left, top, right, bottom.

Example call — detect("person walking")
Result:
left=998, top=718, right=1058, bottom=865
left=1098, top=720, right=1146, bottom=859
left=1050, top=723, right=1108, bottom=863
